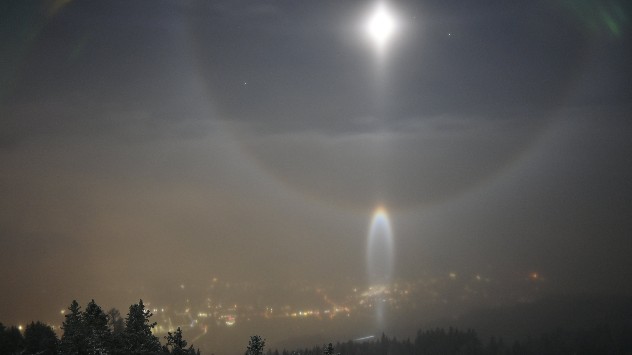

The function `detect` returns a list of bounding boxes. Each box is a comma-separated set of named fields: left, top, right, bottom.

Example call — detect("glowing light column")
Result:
left=367, top=207, right=395, bottom=285
left=362, top=2, right=400, bottom=328
left=362, top=2, right=399, bottom=285
left=366, top=206, right=395, bottom=326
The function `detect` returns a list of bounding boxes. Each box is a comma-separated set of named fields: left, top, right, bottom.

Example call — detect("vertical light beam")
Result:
left=366, top=206, right=395, bottom=327
left=367, top=206, right=394, bottom=285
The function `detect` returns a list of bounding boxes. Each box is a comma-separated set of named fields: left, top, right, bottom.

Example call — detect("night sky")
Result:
left=1, top=0, right=631, bottom=327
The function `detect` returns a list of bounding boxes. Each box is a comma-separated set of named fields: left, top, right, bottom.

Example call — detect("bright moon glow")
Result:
left=366, top=3, right=397, bottom=52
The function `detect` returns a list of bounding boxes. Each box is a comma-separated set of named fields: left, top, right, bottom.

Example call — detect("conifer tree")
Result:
left=60, top=300, right=86, bottom=355
left=123, top=299, right=161, bottom=354
left=84, top=299, right=112, bottom=355
left=0, top=323, right=24, bottom=354
left=246, top=335, right=266, bottom=355
left=23, top=321, right=58, bottom=355
left=323, top=343, right=339, bottom=355
left=164, top=327, right=198, bottom=354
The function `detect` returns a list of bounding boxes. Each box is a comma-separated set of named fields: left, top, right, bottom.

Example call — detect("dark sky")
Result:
left=1, top=0, right=631, bottom=325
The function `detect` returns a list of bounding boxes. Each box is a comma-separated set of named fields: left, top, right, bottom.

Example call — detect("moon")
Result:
left=365, top=2, right=398, bottom=53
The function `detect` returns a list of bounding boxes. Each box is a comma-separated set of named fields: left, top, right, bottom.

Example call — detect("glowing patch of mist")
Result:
left=366, top=206, right=394, bottom=327
left=367, top=206, right=394, bottom=284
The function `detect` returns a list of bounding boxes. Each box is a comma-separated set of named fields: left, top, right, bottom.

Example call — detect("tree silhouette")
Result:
left=164, top=327, right=198, bottom=354
left=123, top=299, right=161, bottom=354
left=23, top=321, right=58, bottom=355
left=0, top=322, right=23, bottom=354
left=246, top=335, right=266, bottom=355
left=323, top=342, right=339, bottom=355
left=107, top=307, right=125, bottom=353
left=84, top=299, right=112, bottom=354
left=107, top=308, right=125, bottom=335
left=60, top=300, right=86, bottom=355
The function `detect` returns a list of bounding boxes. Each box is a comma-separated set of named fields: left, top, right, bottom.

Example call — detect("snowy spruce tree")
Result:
left=163, top=327, right=198, bottom=354
left=84, top=299, right=112, bottom=354
left=60, top=300, right=86, bottom=354
left=246, top=335, right=265, bottom=355
left=123, top=299, right=161, bottom=354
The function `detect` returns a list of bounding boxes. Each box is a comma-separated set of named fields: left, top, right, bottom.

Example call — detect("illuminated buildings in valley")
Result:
left=36, top=272, right=546, bottom=337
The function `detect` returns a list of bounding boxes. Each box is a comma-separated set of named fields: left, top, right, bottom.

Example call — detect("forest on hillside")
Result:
left=276, top=325, right=632, bottom=355
left=2, top=298, right=632, bottom=354
left=0, top=299, right=200, bottom=355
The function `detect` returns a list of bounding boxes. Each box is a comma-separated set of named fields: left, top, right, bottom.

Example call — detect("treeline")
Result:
left=272, top=325, right=632, bottom=355
left=3, top=304, right=632, bottom=355
left=0, top=299, right=199, bottom=355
